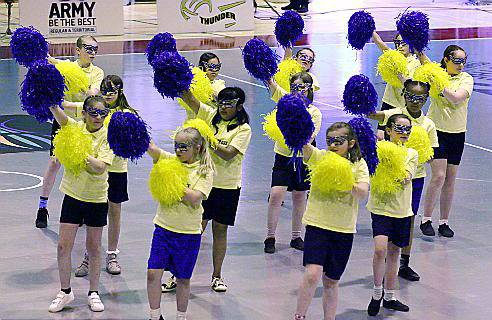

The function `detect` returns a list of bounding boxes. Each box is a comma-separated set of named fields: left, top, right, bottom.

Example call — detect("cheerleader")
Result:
left=283, top=47, right=320, bottom=92
left=198, top=52, right=226, bottom=100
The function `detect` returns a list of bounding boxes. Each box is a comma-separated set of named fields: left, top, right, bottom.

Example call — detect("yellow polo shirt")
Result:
left=59, top=118, right=114, bottom=203
left=153, top=150, right=213, bottom=234
left=427, top=72, right=474, bottom=133
left=303, top=148, right=369, bottom=233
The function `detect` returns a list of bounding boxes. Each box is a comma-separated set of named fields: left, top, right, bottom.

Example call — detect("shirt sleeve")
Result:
left=159, top=149, right=174, bottom=160
left=355, top=159, right=370, bottom=184
left=193, top=171, right=213, bottom=200
left=271, top=86, right=288, bottom=103
left=406, top=148, right=419, bottom=178
left=90, top=66, right=104, bottom=92
left=461, top=73, right=474, bottom=97
left=310, top=106, right=322, bottom=138
left=228, top=125, right=252, bottom=155
left=196, top=102, right=216, bottom=125
left=305, top=147, right=325, bottom=165
left=96, top=139, right=115, bottom=166
left=427, top=121, right=439, bottom=148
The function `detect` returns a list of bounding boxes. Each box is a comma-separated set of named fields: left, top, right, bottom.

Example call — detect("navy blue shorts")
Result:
left=271, top=153, right=310, bottom=192
left=147, top=225, right=201, bottom=279
left=433, top=131, right=466, bottom=165
left=108, top=172, right=129, bottom=204
left=371, top=213, right=411, bottom=248
left=202, top=187, right=241, bottom=226
left=60, top=195, right=108, bottom=227
left=412, top=177, right=425, bottom=215
left=303, top=225, right=354, bottom=280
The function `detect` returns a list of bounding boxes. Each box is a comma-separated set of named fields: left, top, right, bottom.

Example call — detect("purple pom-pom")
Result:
left=10, top=26, right=49, bottom=67
left=275, top=10, right=304, bottom=48
left=152, top=51, right=193, bottom=99
left=396, top=10, right=429, bottom=53
left=19, top=61, right=65, bottom=122
left=242, top=38, right=279, bottom=82
left=107, top=112, right=151, bottom=162
left=146, top=32, right=177, bottom=66
left=347, top=11, right=376, bottom=50
left=348, top=117, right=379, bottom=174
left=342, top=74, right=378, bottom=116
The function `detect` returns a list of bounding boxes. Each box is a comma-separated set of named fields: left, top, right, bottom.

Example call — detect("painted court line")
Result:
left=0, top=170, right=43, bottom=192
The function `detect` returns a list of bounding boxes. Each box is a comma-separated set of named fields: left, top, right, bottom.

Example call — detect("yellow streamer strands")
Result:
left=406, top=125, right=433, bottom=164
left=183, top=118, right=219, bottom=148
left=370, top=141, right=408, bottom=196
left=274, top=59, right=303, bottom=92
left=377, top=49, right=408, bottom=88
left=178, top=67, right=214, bottom=111
left=262, top=110, right=288, bottom=149
left=149, top=157, right=188, bottom=207
left=308, top=151, right=355, bottom=195
left=53, top=123, right=93, bottom=175
left=413, top=62, right=451, bottom=99
left=55, top=61, right=89, bottom=98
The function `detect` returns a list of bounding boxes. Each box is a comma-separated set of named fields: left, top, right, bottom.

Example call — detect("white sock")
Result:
left=384, top=289, right=396, bottom=301
left=176, top=311, right=186, bottom=320
left=421, top=217, right=432, bottom=223
left=150, top=308, right=161, bottom=320
left=291, top=231, right=301, bottom=240
left=439, top=219, right=448, bottom=225
left=372, top=285, right=383, bottom=300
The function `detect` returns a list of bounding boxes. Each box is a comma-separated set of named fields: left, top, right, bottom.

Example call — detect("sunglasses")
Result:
left=85, top=106, right=109, bottom=118
left=326, top=135, right=349, bottom=146
left=404, top=91, right=428, bottom=104
left=393, top=40, right=408, bottom=48
left=82, top=44, right=98, bottom=55
left=174, top=142, right=192, bottom=152
left=392, top=123, right=412, bottom=135
left=217, top=98, right=240, bottom=109
left=203, top=62, right=221, bottom=72
left=297, top=54, right=315, bottom=64
left=449, top=56, right=467, bottom=65
left=290, top=83, right=312, bottom=93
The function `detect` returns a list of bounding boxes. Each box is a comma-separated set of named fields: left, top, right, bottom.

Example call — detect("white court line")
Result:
left=464, top=142, right=492, bottom=153
left=457, top=178, right=492, bottom=183
left=0, top=170, right=43, bottom=192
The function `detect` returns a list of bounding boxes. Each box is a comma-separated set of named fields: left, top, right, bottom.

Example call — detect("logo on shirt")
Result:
left=0, top=115, right=51, bottom=154
left=180, top=0, right=246, bottom=28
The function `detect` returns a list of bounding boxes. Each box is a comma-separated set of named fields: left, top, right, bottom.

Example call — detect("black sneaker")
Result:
left=296, top=4, right=309, bottom=13
left=438, top=223, right=454, bottom=238
left=35, top=208, right=49, bottom=228
left=367, top=297, right=382, bottom=316
left=398, top=265, right=420, bottom=281
left=383, top=299, right=409, bottom=312
left=281, top=0, right=300, bottom=10
left=290, top=237, right=304, bottom=251
left=264, top=238, right=276, bottom=254
left=420, top=220, right=435, bottom=236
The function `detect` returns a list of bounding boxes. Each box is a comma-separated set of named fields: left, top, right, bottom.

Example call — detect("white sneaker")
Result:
left=211, top=277, right=227, bottom=292
left=88, top=292, right=104, bottom=312
left=161, top=275, right=177, bottom=293
left=49, top=291, right=74, bottom=312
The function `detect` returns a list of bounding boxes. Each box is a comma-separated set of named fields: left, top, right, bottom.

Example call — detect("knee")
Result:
left=176, top=278, right=190, bottom=287
left=49, top=158, right=61, bottom=168
left=322, top=277, right=338, bottom=289
left=374, top=247, right=387, bottom=260
left=269, top=190, right=285, bottom=206
left=86, top=240, right=101, bottom=257
left=57, top=241, right=71, bottom=257
left=212, top=223, right=228, bottom=239
left=147, top=270, right=160, bottom=283
left=431, top=172, right=446, bottom=187
left=304, top=269, right=321, bottom=286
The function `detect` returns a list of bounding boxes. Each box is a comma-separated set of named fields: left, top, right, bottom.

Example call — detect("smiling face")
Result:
left=444, top=49, right=467, bottom=75
left=394, top=34, right=410, bottom=57
left=174, top=131, right=200, bottom=164
left=404, top=83, right=428, bottom=114
left=76, top=37, right=98, bottom=66
left=295, top=49, right=315, bottom=71
left=203, top=57, right=221, bottom=81
left=82, top=101, right=109, bottom=132
left=326, top=127, right=355, bottom=158
left=386, top=117, right=412, bottom=144
left=217, top=98, right=241, bottom=121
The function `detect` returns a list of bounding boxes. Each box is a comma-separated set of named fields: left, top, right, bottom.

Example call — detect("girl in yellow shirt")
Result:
left=264, top=72, right=322, bottom=254
left=283, top=46, right=320, bottom=92
left=294, top=122, right=369, bottom=320
left=198, top=52, right=226, bottom=101
left=146, top=128, right=214, bottom=320
left=421, top=45, right=474, bottom=238
left=48, top=96, right=114, bottom=314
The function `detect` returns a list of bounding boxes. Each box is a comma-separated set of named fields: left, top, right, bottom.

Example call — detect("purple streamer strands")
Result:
left=107, top=112, right=151, bottom=162
left=19, top=61, right=65, bottom=122
left=146, top=32, right=177, bottom=66
left=348, top=117, right=379, bottom=174
left=275, top=10, right=305, bottom=48
left=10, top=26, right=49, bottom=67
left=342, top=74, right=378, bottom=116
left=396, top=10, right=429, bottom=53
left=152, top=51, right=193, bottom=99
left=347, top=11, right=376, bottom=50
left=242, top=38, right=279, bottom=82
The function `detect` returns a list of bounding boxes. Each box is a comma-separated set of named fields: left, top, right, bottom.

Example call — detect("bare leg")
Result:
left=266, top=186, right=287, bottom=238
left=321, top=275, right=339, bottom=320
left=295, top=264, right=323, bottom=317
left=176, top=278, right=191, bottom=312
left=440, top=164, right=459, bottom=221
left=41, top=158, right=61, bottom=198
left=423, top=159, right=447, bottom=219
left=86, top=226, right=103, bottom=291
left=373, top=235, right=388, bottom=287
left=291, top=190, right=307, bottom=238
left=107, top=201, right=121, bottom=251
left=401, top=216, right=415, bottom=256
left=384, top=242, right=401, bottom=291
left=147, top=269, right=165, bottom=309
left=57, top=223, right=79, bottom=289
left=212, top=221, right=228, bottom=278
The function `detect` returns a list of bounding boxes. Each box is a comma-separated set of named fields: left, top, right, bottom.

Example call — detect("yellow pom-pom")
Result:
left=406, top=125, right=433, bottom=164
left=262, top=110, right=288, bottom=149
left=413, top=62, right=451, bottom=99
left=183, top=118, right=219, bottom=148
left=177, top=67, right=214, bottom=114
left=308, top=151, right=355, bottom=195
left=53, top=123, right=93, bottom=175
left=377, top=49, right=408, bottom=88
left=149, top=157, right=188, bottom=206
left=55, top=61, right=89, bottom=98
left=274, top=59, right=303, bottom=92
left=370, top=141, right=408, bottom=196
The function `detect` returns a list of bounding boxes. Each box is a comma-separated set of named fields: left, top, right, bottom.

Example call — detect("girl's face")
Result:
left=444, top=50, right=466, bottom=75
left=295, top=50, right=315, bottom=71
left=174, top=132, right=200, bottom=164
left=76, top=39, right=98, bottom=65
left=203, top=57, right=221, bottom=81
left=394, top=35, right=410, bottom=57
left=290, top=78, right=311, bottom=98
left=404, top=84, right=428, bottom=114
left=386, top=118, right=412, bottom=144
left=326, top=128, right=354, bottom=157
left=82, top=101, right=109, bottom=132
left=218, top=98, right=241, bottom=121
left=101, top=86, right=120, bottom=107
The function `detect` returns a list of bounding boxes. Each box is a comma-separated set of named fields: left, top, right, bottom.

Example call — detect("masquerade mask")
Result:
left=86, top=106, right=109, bottom=118
left=174, top=142, right=192, bottom=152
left=217, top=98, right=240, bottom=109
left=203, top=62, right=221, bottom=72
left=101, top=89, right=118, bottom=97
left=290, top=82, right=312, bottom=93
left=82, top=44, right=98, bottom=55
left=404, top=91, right=428, bottom=104
left=297, top=53, right=315, bottom=64
left=392, top=123, right=412, bottom=135
left=449, top=56, right=467, bottom=65
left=393, top=40, right=408, bottom=48
left=326, top=135, right=349, bottom=146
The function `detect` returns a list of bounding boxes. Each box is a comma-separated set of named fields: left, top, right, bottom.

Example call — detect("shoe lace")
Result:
left=52, top=292, right=65, bottom=304
left=213, top=277, right=226, bottom=287
left=89, top=293, right=102, bottom=304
